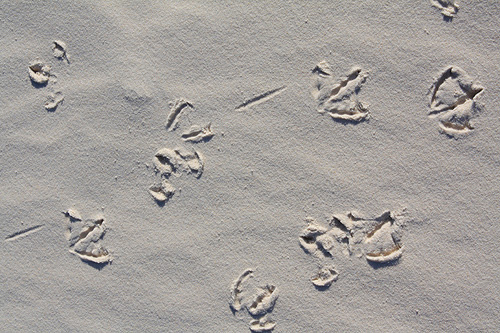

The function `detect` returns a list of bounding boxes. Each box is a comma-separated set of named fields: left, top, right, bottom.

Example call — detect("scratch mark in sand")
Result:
left=5, top=225, right=44, bottom=242
left=235, top=86, right=287, bottom=111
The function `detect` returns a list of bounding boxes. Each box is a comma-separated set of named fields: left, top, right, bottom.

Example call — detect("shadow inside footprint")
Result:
left=30, top=80, right=48, bottom=89
left=82, top=259, right=111, bottom=270
left=367, top=258, right=401, bottom=270
left=331, top=116, right=370, bottom=126
left=313, top=284, right=332, bottom=292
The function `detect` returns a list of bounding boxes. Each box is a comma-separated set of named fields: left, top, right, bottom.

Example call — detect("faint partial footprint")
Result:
left=430, top=0, right=459, bottom=18
left=230, top=268, right=254, bottom=312
left=181, top=123, right=214, bottom=142
left=64, top=208, right=111, bottom=265
left=52, top=40, right=70, bottom=63
left=165, top=98, right=193, bottom=131
left=312, top=61, right=369, bottom=122
left=250, top=315, right=276, bottom=333
left=45, top=91, right=64, bottom=111
left=166, top=97, right=216, bottom=142
left=428, top=66, right=484, bottom=137
left=30, top=40, right=70, bottom=111
left=299, top=217, right=348, bottom=259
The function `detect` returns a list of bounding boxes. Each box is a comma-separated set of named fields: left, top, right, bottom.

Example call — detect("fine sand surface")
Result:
left=1, top=1, right=500, bottom=332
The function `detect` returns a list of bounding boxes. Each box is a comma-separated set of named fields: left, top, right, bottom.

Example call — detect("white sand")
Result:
left=1, top=1, right=500, bottom=331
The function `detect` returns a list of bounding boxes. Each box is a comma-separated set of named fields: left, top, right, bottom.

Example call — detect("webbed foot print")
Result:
left=299, top=210, right=406, bottom=287
left=64, top=209, right=111, bottom=265
left=312, top=61, right=369, bottom=122
left=329, top=210, right=405, bottom=263
left=428, top=66, right=484, bottom=137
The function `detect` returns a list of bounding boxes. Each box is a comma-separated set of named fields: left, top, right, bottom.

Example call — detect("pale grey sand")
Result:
left=1, top=1, right=500, bottom=331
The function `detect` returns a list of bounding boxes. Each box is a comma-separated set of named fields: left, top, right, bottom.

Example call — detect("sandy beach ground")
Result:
left=1, top=1, right=499, bottom=331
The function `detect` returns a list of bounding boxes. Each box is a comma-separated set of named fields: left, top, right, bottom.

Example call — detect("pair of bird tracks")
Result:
left=29, top=40, right=69, bottom=111
left=299, top=210, right=406, bottom=289
left=230, top=269, right=279, bottom=332
left=308, top=4, right=483, bottom=135
left=312, top=60, right=485, bottom=137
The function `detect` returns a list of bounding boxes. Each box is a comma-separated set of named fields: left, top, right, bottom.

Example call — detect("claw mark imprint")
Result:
left=181, top=123, right=214, bottom=142
left=235, top=86, right=287, bottom=111
left=311, top=265, right=338, bottom=288
left=230, top=268, right=254, bottom=312
left=165, top=98, right=193, bottom=131
left=28, top=59, right=51, bottom=85
left=153, top=147, right=204, bottom=179
left=428, top=66, right=484, bottom=136
left=148, top=179, right=176, bottom=203
left=5, top=225, right=44, bottom=242
left=250, top=315, right=276, bottom=332
left=312, top=61, right=369, bottom=122
left=64, top=209, right=111, bottom=264
left=52, top=40, right=70, bottom=63
left=430, top=0, right=459, bottom=18
left=45, top=91, right=64, bottom=111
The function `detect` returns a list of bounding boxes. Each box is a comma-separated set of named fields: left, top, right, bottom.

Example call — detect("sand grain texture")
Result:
left=1, top=1, right=500, bottom=332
